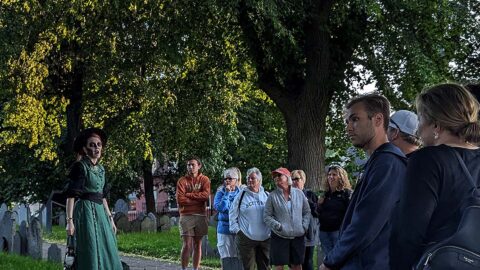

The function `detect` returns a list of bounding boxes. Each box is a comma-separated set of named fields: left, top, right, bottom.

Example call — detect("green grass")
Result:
left=0, top=252, right=62, bottom=270
left=44, top=225, right=221, bottom=268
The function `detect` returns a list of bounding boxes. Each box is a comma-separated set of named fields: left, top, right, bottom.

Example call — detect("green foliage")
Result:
left=0, top=252, right=61, bottom=270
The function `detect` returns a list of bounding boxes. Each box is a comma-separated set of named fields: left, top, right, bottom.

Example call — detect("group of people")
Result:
left=63, top=82, right=480, bottom=270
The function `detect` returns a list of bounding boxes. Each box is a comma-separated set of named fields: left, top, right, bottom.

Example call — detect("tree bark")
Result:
left=143, top=159, right=156, bottom=214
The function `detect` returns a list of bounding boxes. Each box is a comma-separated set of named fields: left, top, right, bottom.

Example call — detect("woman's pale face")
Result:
left=224, top=176, right=237, bottom=189
left=247, top=173, right=260, bottom=191
left=274, top=174, right=289, bottom=190
left=292, top=174, right=305, bottom=190
left=84, top=136, right=102, bottom=160
left=327, top=169, right=341, bottom=191
left=417, top=113, right=436, bottom=146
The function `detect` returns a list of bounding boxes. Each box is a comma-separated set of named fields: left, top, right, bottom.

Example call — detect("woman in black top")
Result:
left=317, top=164, right=352, bottom=257
left=390, top=83, right=480, bottom=269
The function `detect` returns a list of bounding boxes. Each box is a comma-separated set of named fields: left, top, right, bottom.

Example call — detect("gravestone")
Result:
left=140, top=214, right=156, bottom=233
left=0, top=203, right=7, bottom=220
left=147, top=212, right=157, bottom=227
left=137, top=212, right=146, bottom=221
left=131, top=218, right=142, bottom=232
left=114, top=199, right=129, bottom=215
left=114, top=212, right=131, bottom=233
left=14, top=204, right=30, bottom=226
left=170, top=216, right=178, bottom=226
left=201, top=235, right=218, bottom=258
left=158, top=215, right=171, bottom=231
left=58, top=212, right=66, bottom=227
left=0, top=211, right=15, bottom=253
left=47, top=244, right=62, bottom=263
left=27, top=217, right=42, bottom=259
left=19, top=221, right=28, bottom=255
left=12, top=232, right=21, bottom=254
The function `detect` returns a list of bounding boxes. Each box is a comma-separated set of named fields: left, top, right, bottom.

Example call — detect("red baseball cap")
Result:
left=271, top=167, right=291, bottom=177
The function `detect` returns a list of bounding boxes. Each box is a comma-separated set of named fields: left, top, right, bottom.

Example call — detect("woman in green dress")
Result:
left=65, top=127, right=122, bottom=270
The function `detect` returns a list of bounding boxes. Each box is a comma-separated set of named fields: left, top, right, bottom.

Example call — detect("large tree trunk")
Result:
left=284, top=91, right=330, bottom=191
left=143, top=159, right=156, bottom=214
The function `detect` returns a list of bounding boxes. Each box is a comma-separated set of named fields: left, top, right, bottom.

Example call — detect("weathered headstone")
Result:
left=137, top=212, right=146, bottom=221
left=27, top=217, right=42, bottom=259
left=131, top=218, right=142, bottom=232
left=58, top=212, right=66, bottom=227
left=147, top=212, right=157, bottom=227
left=157, top=215, right=171, bottom=232
left=201, top=235, right=218, bottom=258
left=140, top=214, right=156, bottom=233
left=19, top=221, right=28, bottom=255
left=170, top=216, right=178, bottom=226
left=15, top=204, right=30, bottom=226
left=12, top=232, right=22, bottom=254
left=114, top=212, right=131, bottom=233
left=0, top=211, right=15, bottom=253
left=47, top=243, right=62, bottom=263
left=114, top=199, right=129, bottom=215
left=0, top=203, right=7, bottom=221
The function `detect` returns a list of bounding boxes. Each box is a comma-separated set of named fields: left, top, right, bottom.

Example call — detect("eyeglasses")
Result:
left=224, top=177, right=237, bottom=181
left=292, top=177, right=302, bottom=182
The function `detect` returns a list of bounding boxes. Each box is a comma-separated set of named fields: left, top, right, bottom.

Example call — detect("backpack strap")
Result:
left=451, top=148, right=480, bottom=197
left=238, top=190, right=246, bottom=211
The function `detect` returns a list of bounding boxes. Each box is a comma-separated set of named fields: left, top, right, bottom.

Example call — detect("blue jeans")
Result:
left=319, top=230, right=339, bottom=257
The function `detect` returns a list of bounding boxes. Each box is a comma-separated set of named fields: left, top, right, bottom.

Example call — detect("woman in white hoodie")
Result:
left=229, top=167, right=270, bottom=270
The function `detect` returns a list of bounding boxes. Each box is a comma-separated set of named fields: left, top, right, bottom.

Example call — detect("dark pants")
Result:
left=236, top=231, right=270, bottom=270
left=303, top=245, right=315, bottom=270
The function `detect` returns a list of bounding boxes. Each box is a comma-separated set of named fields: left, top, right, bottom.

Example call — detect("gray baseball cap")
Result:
left=389, top=110, right=419, bottom=137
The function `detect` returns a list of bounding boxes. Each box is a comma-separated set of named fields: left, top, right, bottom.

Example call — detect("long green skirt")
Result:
left=74, top=200, right=122, bottom=270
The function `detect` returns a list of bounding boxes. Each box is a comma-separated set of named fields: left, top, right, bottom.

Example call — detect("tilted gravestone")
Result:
left=47, top=243, right=62, bottom=263
left=27, top=217, right=42, bottom=259
left=114, top=199, right=129, bottom=215
left=114, top=212, right=131, bottom=233
left=0, top=210, right=15, bottom=253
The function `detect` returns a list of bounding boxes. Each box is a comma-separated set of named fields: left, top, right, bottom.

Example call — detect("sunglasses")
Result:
left=224, top=177, right=237, bottom=181
left=292, top=177, right=302, bottom=182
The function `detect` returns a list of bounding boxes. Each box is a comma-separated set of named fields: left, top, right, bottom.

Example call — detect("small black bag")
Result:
left=64, top=235, right=75, bottom=270
left=415, top=149, right=480, bottom=270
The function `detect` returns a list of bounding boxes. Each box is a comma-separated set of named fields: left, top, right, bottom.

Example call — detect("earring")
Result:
left=434, top=131, right=439, bottom=140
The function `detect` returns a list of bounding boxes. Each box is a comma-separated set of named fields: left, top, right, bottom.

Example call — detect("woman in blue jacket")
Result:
left=214, top=167, right=243, bottom=269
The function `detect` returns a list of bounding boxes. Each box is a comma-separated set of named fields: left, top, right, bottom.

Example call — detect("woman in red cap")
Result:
left=264, top=167, right=311, bottom=270
left=64, top=128, right=122, bottom=270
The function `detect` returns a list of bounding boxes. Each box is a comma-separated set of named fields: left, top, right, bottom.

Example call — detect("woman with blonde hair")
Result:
left=316, top=164, right=352, bottom=257
left=390, top=83, right=480, bottom=269
left=291, top=170, right=319, bottom=270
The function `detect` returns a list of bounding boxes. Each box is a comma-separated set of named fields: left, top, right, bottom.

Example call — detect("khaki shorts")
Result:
left=179, top=215, right=208, bottom=237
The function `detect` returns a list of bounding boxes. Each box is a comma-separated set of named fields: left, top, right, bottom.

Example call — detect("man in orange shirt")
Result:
left=176, top=156, right=211, bottom=270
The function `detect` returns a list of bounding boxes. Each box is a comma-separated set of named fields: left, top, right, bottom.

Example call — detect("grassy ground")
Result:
left=0, top=252, right=62, bottom=270
left=44, top=225, right=221, bottom=268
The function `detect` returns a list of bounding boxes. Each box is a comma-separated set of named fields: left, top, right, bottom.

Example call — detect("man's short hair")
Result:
left=187, top=156, right=202, bottom=166
left=346, top=93, right=391, bottom=131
